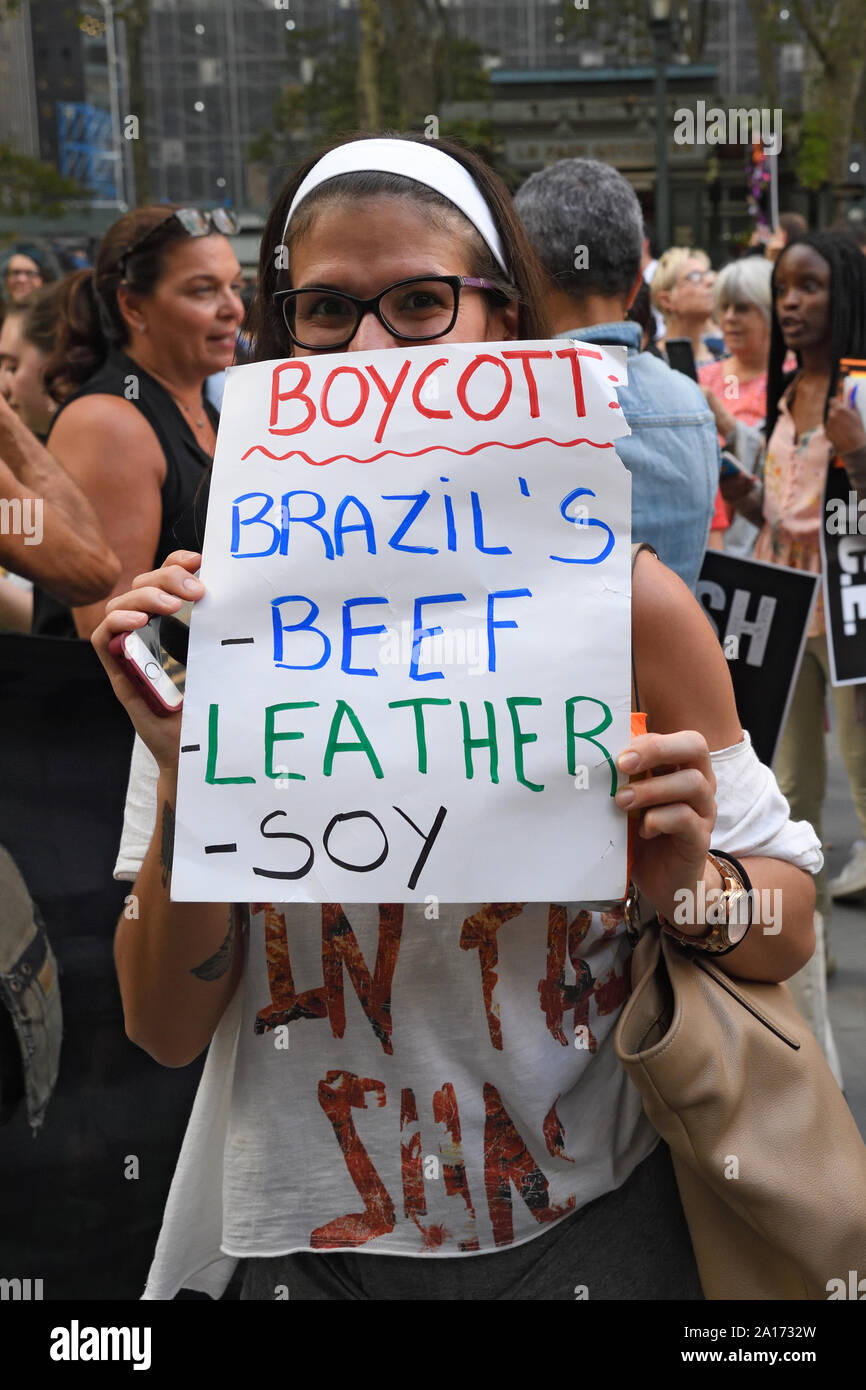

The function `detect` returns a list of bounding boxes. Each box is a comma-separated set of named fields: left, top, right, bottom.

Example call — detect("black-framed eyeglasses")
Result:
left=118, top=206, right=239, bottom=278
left=273, top=274, right=508, bottom=350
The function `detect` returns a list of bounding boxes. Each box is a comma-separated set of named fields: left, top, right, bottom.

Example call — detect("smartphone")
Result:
left=665, top=337, right=698, bottom=382
left=720, top=450, right=746, bottom=481
left=108, top=617, right=184, bottom=716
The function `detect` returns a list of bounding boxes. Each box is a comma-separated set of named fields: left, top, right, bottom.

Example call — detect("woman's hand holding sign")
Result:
left=615, top=729, right=718, bottom=929
left=92, top=550, right=205, bottom=774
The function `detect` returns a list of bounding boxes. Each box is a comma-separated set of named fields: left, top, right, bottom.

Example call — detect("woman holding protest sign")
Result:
left=93, top=135, right=821, bottom=1302
left=723, top=232, right=866, bottom=925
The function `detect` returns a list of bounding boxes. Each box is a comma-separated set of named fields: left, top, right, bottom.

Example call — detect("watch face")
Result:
left=726, top=892, right=751, bottom=944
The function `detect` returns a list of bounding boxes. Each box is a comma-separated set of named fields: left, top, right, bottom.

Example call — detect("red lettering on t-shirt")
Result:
left=537, top=905, right=595, bottom=1047
left=254, top=904, right=327, bottom=1033
left=311, top=1070, right=395, bottom=1248
left=322, top=903, right=404, bottom=1054
left=432, top=1081, right=480, bottom=1252
left=459, top=902, right=524, bottom=1050
left=400, top=1087, right=450, bottom=1250
left=483, top=1081, right=576, bottom=1246
left=542, top=1094, right=576, bottom=1164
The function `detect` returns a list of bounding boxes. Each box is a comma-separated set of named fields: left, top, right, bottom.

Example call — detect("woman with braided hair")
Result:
left=725, top=232, right=866, bottom=928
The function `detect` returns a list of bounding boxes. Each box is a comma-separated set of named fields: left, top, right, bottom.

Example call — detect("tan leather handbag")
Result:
left=616, top=541, right=866, bottom=1299
left=615, top=913, right=866, bottom=1300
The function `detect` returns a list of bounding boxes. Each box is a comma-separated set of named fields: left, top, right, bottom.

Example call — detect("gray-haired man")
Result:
left=514, top=159, right=719, bottom=591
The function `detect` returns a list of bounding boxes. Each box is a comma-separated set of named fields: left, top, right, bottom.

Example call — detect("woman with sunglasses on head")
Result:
left=92, top=135, right=820, bottom=1302
left=30, top=207, right=244, bottom=639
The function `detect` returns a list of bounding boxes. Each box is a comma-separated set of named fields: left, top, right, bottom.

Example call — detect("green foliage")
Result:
left=251, top=12, right=492, bottom=166
left=796, top=110, right=833, bottom=190
left=0, top=144, right=83, bottom=216
left=434, top=36, right=490, bottom=104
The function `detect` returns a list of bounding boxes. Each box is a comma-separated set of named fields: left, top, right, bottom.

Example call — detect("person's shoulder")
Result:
left=48, top=392, right=166, bottom=476
left=51, top=391, right=158, bottom=442
left=627, top=351, right=713, bottom=415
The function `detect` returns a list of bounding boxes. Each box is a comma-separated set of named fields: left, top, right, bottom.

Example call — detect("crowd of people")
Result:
left=1, top=132, right=865, bottom=1301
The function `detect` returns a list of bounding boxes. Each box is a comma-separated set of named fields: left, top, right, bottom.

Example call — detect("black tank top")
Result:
left=31, top=348, right=215, bottom=637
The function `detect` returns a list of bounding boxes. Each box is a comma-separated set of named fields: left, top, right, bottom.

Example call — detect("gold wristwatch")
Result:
left=659, top=851, right=753, bottom=956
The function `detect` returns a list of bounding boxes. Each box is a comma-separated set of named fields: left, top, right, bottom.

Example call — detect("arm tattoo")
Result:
left=189, top=909, right=237, bottom=982
left=159, top=801, right=175, bottom=889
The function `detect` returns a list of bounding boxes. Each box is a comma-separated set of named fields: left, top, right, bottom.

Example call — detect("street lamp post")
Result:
left=648, top=0, right=672, bottom=249
left=98, top=0, right=127, bottom=211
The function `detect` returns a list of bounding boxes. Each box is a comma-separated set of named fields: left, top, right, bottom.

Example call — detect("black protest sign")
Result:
left=819, top=464, right=866, bottom=686
left=696, top=551, right=819, bottom=766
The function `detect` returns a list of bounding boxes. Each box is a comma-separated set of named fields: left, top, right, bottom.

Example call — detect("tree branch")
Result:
left=789, top=0, right=832, bottom=70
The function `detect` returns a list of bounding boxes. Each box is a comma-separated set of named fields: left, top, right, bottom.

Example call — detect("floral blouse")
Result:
left=753, top=387, right=831, bottom=638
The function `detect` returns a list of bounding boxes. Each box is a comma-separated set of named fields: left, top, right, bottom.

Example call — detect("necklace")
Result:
left=170, top=391, right=206, bottom=429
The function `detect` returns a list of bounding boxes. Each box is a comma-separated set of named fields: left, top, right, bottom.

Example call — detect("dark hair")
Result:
left=643, top=220, right=660, bottom=261
left=766, top=230, right=866, bottom=440
left=42, top=206, right=196, bottom=393
left=2, top=241, right=61, bottom=286
left=626, top=281, right=655, bottom=350
left=20, top=281, right=62, bottom=358
left=844, top=218, right=866, bottom=250
left=248, top=132, right=551, bottom=360
left=778, top=211, right=808, bottom=244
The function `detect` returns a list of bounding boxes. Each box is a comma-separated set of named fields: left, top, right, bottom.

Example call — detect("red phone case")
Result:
left=108, top=630, right=183, bottom=717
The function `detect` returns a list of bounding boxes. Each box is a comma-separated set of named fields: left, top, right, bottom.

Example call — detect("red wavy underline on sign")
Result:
left=240, top=437, right=616, bottom=464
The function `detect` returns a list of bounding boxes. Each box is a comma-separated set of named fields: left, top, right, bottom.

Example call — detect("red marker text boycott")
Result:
left=268, top=347, right=604, bottom=442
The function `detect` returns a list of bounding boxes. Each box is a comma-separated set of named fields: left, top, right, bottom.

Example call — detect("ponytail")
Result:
left=41, top=270, right=112, bottom=402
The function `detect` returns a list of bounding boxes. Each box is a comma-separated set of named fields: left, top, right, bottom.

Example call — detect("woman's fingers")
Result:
left=617, top=730, right=713, bottom=781
left=615, top=765, right=716, bottom=821
left=105, top=584, right=185, bottom=618
left=636, top=803, right=710, bottom=844
left=129, top=562, right=205, bottom=599
left=615, top=732, right=716, bottom=849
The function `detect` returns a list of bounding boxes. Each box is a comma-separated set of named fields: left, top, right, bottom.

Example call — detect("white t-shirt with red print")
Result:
left=114, top=731, right=822, bottom=1299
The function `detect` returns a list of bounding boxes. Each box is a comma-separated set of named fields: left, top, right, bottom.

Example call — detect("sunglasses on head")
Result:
left=118, top=206, right=238, bottom=278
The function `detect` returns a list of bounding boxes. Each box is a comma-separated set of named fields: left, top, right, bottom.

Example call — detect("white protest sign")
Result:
left=172, top=340, right=632, bottom=903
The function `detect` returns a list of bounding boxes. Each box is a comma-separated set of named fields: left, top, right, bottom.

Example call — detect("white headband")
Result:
left=283, top=138, right=510, bottom=276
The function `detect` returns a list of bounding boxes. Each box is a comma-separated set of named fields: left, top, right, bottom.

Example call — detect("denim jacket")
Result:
left=559, top=322, right=719, bottom=591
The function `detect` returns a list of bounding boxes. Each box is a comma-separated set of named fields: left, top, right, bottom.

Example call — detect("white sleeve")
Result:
left=709, top=731, right=823, bottom=874
left=113, top=734, right=161, bottom=882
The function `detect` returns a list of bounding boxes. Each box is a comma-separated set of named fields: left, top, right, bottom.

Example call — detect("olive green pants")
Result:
left=774, top=633, right=866, bottom=920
